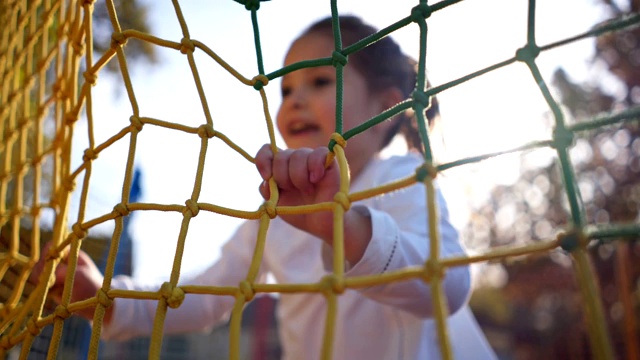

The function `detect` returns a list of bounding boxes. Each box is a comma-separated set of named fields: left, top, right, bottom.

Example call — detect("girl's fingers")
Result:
left=29, top=242, right=58, bottom=284
left=54, top=262, right=68, bottom=286
left=308, top=147, right=330, bottom=184
left=76, top=249, right=90, bottom=266
left=258, top=180, right=270, bottom=200
left=272, top=149, right=294, bottom=190
left=256, top=145, right=336, bottom=195
left=289, top=148, right=314, bottom=194
left=29, top=258, right=43, bottom=284
left=254, top=144, right=275, bottom=181
left=49, top=285, right=63, bottom=304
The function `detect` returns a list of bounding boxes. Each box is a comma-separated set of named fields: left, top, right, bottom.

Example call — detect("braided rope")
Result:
left=1, top=0, right=639, bottom=359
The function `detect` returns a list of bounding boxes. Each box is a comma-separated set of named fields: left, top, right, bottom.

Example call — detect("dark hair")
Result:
left=301, top=15, right=439, bottom=154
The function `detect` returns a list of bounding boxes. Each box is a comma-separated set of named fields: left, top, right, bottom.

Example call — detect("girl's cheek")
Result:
left=275, top=113, right=285, bottom=132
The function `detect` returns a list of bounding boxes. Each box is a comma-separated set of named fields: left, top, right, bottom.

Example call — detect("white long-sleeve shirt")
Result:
left=103, top=153, right=497, bottom=360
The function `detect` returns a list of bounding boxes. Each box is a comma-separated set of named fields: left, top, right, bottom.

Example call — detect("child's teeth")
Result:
left=291, top=122, right=314, bottom=133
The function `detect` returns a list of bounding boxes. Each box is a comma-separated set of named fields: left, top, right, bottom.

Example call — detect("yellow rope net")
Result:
left=0, top=0, right=638, bottom=359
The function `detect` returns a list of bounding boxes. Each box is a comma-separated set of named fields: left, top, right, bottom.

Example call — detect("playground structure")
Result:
left=1, top=0, right=639, bottom=359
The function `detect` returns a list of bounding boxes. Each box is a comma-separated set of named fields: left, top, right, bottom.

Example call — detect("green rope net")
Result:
left=1, top=0, right=639, bottom=359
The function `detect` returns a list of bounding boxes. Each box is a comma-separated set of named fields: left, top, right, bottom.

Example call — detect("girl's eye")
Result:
left=312, top=76, right=332, bottom=88
left=281, top=86, right=291, bottom=98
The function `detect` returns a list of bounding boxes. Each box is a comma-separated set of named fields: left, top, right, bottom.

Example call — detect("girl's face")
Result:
left=276, top=32, right=391, bottom=179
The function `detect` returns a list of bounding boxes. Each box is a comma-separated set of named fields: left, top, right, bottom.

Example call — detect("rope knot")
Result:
left=515, top=43, right=540, bottom=63
left=83, top=71, right=98, bottom=86
left=129, top=115, right=143, bottom=132
left=110, top=32, right=127, bottom=48
left=558, top=229, right=586, bottom=252
left=252, top=74, right=269, bottom=90
left=52, top=80, right=67, bottom=100
left=72, top=223, right=87, bottom=239
left=31, top=206, right=41, bottom=217
left=197, top=124, right=216, bottom=139
left=46, top=243, right=62, bottom=261
left=63, top=177, right=76, bottom=192
left=331, top=51, right=348, bottom=67
left=423, top=259, right=445, bottom=281
left=184, top=199, right=200, bottom=217
left=161, top=282, right=185, bottom=308
left=321, top=274, right=345, bottom=294
left=238, top=280, right=255, bottom=301
left=264, top=200, right=277, bottom=219
left=415, top=162, right=438, bottom=182
left=96, top=289, right=113, bottom=308
left=113, top=203, right=130, bottom=217
left=27, top=318, right=40, bottom=336
left=238, top=0, right=260, bottom=11
left=83, top=148, right=98, bottom=162
left=412, top=90, right=432, bottom=109
left=327, top=132, right=347, bottom=158
left=72, top=40, right=85, bottom=55
left=50, top=198, right=59, bottom=211
left=57, top=26, right=66, bottom=41
left=64, top=112, right=78, bottom=125
left=180, top=38, right=195, bottom=54
left=330, top=133, right=347, bottom=148
left=18, top=164, right=28, bottom=177
left=54, top=305, right=72, bottom=320
left=31, top=154, right=42, bottom=167
left=333, top=192, right=351, bottom=211
left=411, top=4, right=432, bottom=23
left=553, top=125, right=575, bottom=150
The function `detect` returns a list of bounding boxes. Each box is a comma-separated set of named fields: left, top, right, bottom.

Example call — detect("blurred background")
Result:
left=2, top=0, right=639, bottom=359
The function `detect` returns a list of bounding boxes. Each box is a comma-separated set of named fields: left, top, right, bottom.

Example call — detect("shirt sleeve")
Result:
left=339, top=155, right=471, bottom=318
left=101, top=219, right=264, bottom=341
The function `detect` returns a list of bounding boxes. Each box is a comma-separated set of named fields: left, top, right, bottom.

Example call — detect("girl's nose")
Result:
left=285, top=87, right=307, bottom=109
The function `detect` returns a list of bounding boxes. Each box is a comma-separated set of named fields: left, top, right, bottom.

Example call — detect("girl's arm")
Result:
left=338, top=155, right=471, bottom=318
left=100, top=219, right=262, bottom=341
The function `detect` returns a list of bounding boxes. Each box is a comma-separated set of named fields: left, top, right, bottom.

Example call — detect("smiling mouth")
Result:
left=288, top=122, right=320, bottom=136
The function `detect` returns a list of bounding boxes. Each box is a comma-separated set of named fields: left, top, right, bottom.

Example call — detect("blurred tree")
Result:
left=465, top=1, right=640, bottom=359
left=93, top=0, right=158, bottom=74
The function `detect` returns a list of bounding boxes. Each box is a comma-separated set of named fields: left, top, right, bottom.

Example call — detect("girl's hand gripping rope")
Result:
left=255, top=144, right=371, bottom=264
left=30, top=242, right=110, bottom=323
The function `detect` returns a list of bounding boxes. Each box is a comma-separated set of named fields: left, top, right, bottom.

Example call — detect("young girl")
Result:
left=43, top=15, right=496, bottom=360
